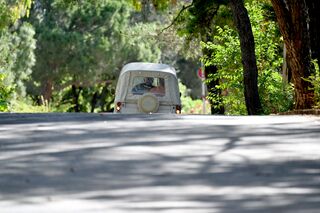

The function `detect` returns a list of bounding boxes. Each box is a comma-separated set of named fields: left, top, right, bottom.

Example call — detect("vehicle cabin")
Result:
left=114, top=62, right=181, bottom=114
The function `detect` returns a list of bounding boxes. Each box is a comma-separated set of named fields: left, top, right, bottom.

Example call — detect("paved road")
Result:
left=0, top=113, right=320, bottom=213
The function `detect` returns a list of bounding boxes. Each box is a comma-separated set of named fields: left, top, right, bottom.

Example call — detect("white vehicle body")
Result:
left=114, top=62, right=181, bottom=114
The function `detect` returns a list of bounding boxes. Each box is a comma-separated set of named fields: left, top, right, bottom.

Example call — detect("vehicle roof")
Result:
left=120, top=62, right=177, bottom=76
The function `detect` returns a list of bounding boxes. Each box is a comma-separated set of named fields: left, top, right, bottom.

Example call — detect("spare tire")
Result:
left=138, top=93, right=159, bottom=113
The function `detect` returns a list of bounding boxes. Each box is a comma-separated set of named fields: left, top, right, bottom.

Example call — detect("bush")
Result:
left=9, top=98, right=49, bottom=112
left=202, top=2, right=294, bottom=115
left=179, top=82, right=211, bottom=114
left=0, top=73, right=12, bottom=112
left=305, top=60, right=320, bottom=108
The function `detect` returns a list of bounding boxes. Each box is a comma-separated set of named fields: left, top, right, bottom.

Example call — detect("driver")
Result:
left=132, top=77, right=155, bottom=94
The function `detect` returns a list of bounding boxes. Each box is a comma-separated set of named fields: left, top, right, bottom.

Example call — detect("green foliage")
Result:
left=202, top=26, right=246, bottom=115
left=9, top=98, right=49, bottom=112
left=259, top=70, right=294, bottom=113
left=0, top=73, right=13, bottom=112
left=304, top=60, right=320, bottom=108
left=52, top=83, right=115, bottom=113
left=179, top=82, right=210, bottom=114
left=122, top=22, right=161, bottom=62
left=175, top=0, right=228, bottom=38
left=10, top=22, right=36, bottom=96
left=130, top=0, right=176, bottom=11
left=26, top=0, right=161, bottom=109
left=0, top=21, right=35, bottom=109
left=0, top=30, right=14, bottom=72
left=202, top=1, right=294, bottom=115
left=0, top=1, right=12, bottom=30
left=0, top=0, right=33, bottom=30
left=0, top=29, right=14, bottom=111
left=249, top=2, right=294, bottom=113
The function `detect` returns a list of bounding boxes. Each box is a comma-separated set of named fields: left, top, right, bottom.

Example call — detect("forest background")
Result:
left=1, top=0, right=319, bottom=115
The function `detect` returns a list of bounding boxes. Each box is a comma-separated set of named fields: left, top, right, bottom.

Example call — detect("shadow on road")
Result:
left=0, top=113, right=320, bottom=212
left=0, top=113, right=183, bottom=125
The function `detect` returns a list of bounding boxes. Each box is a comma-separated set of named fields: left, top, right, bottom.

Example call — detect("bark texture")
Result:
left=41, top=79, right=53, bottom=104
left=271, top=0, right=314, bottom=109
left=229, top=0, right=263, bottom=115
left=306, top=0, right=320, bottom=67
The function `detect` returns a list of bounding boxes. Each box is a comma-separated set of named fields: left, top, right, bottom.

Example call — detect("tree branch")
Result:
left=159, top=2, right=194, bottom=35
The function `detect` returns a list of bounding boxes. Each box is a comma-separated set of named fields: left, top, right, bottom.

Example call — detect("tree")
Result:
left=183, top=0, right=226, bottom=115
left=271, top=0, right=314, bottom=109
left=26, top=0, right=161, bottom=111
left=228, top=0, right=262, bottom=114
left=145, top=0, right=263, bottom=114
left=0, top=73, right=12, bottom=111
left=0, top=0, right=34, bottom=111
left=10, top=23, right=36, bottom=96
left=0, top=0, right=33, bottom=30
left=305, top=0, right=320, bottom=68
left=202, top=2, right=293, bottom=115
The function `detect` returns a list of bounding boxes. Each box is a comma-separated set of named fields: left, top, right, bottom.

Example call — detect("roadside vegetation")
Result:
left=1, top=0, right=319, bottom=114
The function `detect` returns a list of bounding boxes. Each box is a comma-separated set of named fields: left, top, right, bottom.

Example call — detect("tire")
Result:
left=138, top=93, right=159, bottom=113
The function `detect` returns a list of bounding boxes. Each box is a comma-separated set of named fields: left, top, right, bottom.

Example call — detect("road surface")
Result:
left=0, top=113, right=320, bottom=213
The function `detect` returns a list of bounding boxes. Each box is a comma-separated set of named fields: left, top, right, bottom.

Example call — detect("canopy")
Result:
left=119, top=62, right=177, bottom=77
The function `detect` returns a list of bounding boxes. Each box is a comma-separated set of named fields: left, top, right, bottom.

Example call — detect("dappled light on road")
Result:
left=0, top=114, right=320, bottom=212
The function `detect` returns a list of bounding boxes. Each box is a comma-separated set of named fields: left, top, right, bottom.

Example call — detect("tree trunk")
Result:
left=98, top=82, right=111, bottom=112
left=306, top=0, right=320, bottom=68
left=271, top=0, right=314, bottom=109
left=90, top=92, right=98, bottom=113
left=71, top=84, right=82, bottom=112
left=41, top=79, right=53, bottom=105
left=229, top=0, right=263, bottom=115
left=141, top=0, right=151, bottom=22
